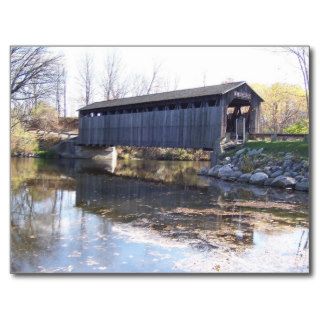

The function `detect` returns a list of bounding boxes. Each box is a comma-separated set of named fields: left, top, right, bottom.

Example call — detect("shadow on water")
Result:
left=10, top=158, right=309, bottom=273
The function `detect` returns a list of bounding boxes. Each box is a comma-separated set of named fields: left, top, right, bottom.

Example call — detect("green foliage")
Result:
left=284, top=119, right=309, bottom=134
left=30, top=102, right=59, bottom=132
left=251, top=83, right=308, bottom=133
left=36, top=150, right=57, bottom=158
left=11, top=122, right=38, bottom=154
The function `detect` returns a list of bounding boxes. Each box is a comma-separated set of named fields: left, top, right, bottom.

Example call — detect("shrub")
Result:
left=284, top=119, right=309, bottom=134
left=30, top=102, right=59, bottom=132
left=240, top=154, right=255, bottom=173
left=11, top=122, right=38, bottom=154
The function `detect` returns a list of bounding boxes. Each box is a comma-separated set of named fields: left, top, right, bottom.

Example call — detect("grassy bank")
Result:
left=224, top=140, right=309, bottom=159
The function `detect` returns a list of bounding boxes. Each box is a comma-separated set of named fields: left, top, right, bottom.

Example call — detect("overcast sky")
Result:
left=51, top=46, right=306, bottom=116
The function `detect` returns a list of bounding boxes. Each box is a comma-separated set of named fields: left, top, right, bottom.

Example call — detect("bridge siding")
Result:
left=78, top=105, right=219, bottom=149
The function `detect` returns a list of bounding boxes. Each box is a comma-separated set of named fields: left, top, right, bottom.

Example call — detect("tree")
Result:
left=10, top=46, right=60, bottom=103
left=78, top=54, right=95, bottom=106
left=252, top=83, right=308, bottom=133
left=130, top=62, right=165, bottom=96
left=101, top=52, right=129, bottom=100
left=55, top=65, right=66, bottom=116
left=285, top=47, right=309, bottom=114
left=10, top=47, right=62, bottom=129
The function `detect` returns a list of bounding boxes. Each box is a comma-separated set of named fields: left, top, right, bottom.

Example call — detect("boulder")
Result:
left=217, top=165, right=233, bottom=178
left=223, top=157, right=231, bottom=164
left=231, top=170, right=243, bottom=179
left=238, top=173, right=252, bottom=183
left=295, top=175, right=304, bottom=182
left=208, top=165, right=222, bottom=177
left=235, top=148, right=246, bottom=156
left=271, top=175, right=296, bottom=188
left=270, top=166, right=281, bottom=173
left=292, top=163, right=302, bottom=171
left=284, top=152, right=293, bottom=159
left=270, top=170, right=283, bottom=178
left=199, top=167, right=209, bottom=175
left=249, top=172, right=269, bottom=185
left=264, top=178, right=274, bottom=186
left=295, top=178, right=309, bottom=192
left=283, top=159, right=293, bottom=168
left=248, top=148, right=263, bottom=157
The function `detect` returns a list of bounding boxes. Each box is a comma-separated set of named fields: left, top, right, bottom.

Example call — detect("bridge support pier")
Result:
left=210, top=139, right=222, bottom=167
left=52, top=138, right=118, bottom=161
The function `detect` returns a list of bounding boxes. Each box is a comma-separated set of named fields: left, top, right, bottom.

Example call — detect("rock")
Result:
left=283, top=159, right=293, bottom=168
left=302, top=160, right=309, bottom=168
left=270, top=166, right=281, bottom=173
left=217, top=165, right=233, bottom=178
left=253, top=168, right=263, bottom=174
left=295, top=175, right=304, bottom=182
left=231, top=158, right=238, bottom=165
left=270, top=170, right=283, bottom=178
left=271, top=175, right=296, bottom=188
left=284, top=153, right=293, bottom=160
left=249, top=172, right=269, bottom=185
left=223, top=157, right=231, bottom=164
left=231, top=171, right=243, bottom=178
left=238, top=173, right=252, bottom=182
left=295, top=178, right=309, bottom=191
left=283, top=172, right=291, bottom=177
left=292, top=163, right=302, bottom=171
left=291, top=171, right=299, bottom=177
left=199, top=167, right=209, bottom=175
left=264, top=178, right=274, bottom=186
left=263, top=170, right=271, bottom=177
left=235, top=148, right=246, bottom=156
left=208, top=165, right=222, bottom=176
left=248, top=149, right=257, bottom=156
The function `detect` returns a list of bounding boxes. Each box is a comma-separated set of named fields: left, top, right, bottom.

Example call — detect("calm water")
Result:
left=11, top=158, right=309, bottom=273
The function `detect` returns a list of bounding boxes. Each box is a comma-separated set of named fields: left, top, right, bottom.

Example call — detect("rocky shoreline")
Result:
left=12, top=152, right=42, bottom=158
left=199, top=147, right=309, bottom=192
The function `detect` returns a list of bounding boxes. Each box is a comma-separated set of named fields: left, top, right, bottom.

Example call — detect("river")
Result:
left=10, top=158, right=309, bottom=273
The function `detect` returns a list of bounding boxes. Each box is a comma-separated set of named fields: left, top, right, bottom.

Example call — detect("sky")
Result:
left=51, top=46, right=306, bottom=116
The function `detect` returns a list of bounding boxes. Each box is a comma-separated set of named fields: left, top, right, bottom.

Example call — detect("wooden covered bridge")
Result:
left=77, top=81, right=263, bottom=162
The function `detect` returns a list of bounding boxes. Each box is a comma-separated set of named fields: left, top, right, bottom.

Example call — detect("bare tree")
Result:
left=130, top=62, right=164, bottom=96
left=101, top=55, right=179, bottom=100
left=78, top=54, right=95, bottom=106
left=10, top=47, right=60, bottom=103
left=286, top=47, right=309, bottom=113
left=221, top=77, right=235, bottom=84
left=101, top=53, right=129, bottom=100
left=202, top=71, right=207, bottom=87
left=62, top=68, right=67, bottom=117
left=10, top=47, right=61, bottom=128
left=55, top=65, right=64, bottom=116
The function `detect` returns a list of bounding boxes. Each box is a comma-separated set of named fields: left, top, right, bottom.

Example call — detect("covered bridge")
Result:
left=77, top=81, right=263, bottom=154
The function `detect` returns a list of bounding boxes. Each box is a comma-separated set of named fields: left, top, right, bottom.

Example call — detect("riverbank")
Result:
left=199, top=140, right=309, bottom=192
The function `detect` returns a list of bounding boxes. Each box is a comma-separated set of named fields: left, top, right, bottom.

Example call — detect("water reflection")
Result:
left=11, top=158, right=309, bottom=273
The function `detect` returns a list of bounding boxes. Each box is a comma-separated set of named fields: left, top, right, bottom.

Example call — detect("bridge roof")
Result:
left=79, top=81, right=262, bottom=111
